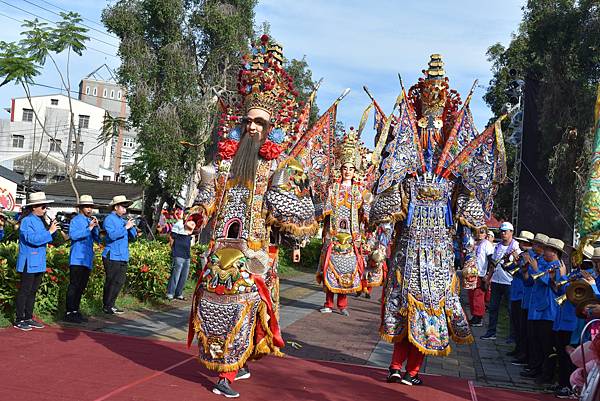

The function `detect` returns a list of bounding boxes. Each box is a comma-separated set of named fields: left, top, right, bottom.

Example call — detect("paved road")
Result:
left=77, top=272, right=544, bottom=393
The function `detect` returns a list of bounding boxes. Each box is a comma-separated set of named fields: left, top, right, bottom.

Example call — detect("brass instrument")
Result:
left=554, top=279, right=569, bottom=288
left=509, top=265, right=521, bottom=275
left=531, top=267, right=556, bottom=280
left=567, top=281, right=595, bottom=305
left=555, top=294, right=568, bottom=306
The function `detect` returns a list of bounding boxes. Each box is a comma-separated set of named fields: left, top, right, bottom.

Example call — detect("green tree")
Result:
left=0, top=14, right=116, bottom=198
left=484, top=0, right=600, bottom=230
left=103, top=0, right=256, bottom=228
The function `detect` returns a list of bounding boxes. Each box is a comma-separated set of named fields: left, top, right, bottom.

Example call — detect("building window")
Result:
left=12, top=134, right=24, bottom=148
left=50, top=98, right=58, bottom=105
left=22, top=108, right=34, bottom=122
left=78, top=115, right=90, bottom=129
left=123, top=137, right=135, bottom=149
left=72, top=141, right=84, bottom=155
left=103, top=175, right=111, bottom=181
left=50, top=139, right=62, bottom=152
left=110, top=90, right=114, bottom=99
left=85, top=86, right=90, bottom=95
left=93, top=87, right=97, bottom=96
left=117, top=90, right=122, bottom=100
left=103, top=88, right=107, bottom=98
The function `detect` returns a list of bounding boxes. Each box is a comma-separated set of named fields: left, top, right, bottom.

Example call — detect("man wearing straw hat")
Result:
left=521, top=237, right=563, bottom=382
left=64, top=195, right=100, bottom=324
left=14, top=192, right=59, bottom=331
left=102, top=195, right=136, bottom=315
left=506, top=230, right=534, bottom=359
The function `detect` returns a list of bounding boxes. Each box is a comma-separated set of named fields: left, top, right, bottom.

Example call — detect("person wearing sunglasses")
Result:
left=14, top=192, right=59, bottom=331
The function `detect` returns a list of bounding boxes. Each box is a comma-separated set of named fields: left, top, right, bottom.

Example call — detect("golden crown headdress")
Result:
left=336, top=129, right=362, bottom=170
left=217, top=35, right=303, bottom=151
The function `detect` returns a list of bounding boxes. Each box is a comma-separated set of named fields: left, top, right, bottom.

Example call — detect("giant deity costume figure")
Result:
left=187, top=35, right=318, bottom=398
left=316, top=130, right=372, bottom=315
left=370, top=55, right=506, bottom=385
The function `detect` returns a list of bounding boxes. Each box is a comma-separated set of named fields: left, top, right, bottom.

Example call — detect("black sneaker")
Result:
left=511, top=358, right=528, bottom=366
left=386, top=368, right=402, bottom=383
left=480, top=333, right=496, bottom=340
left=26, top=319, right=45, bottom=329
left=469, top=317, right=483, bottom=327
left=234, top=367, right=251, bottom=381
left=111, top=307, right=125, bottom=315
left=63, top=312, right=83, bottom=324
left=212, top=378, right=239, bottom=398
left=401, top=372, right=422, bottom=386
left=13, top=320, right=32, bottom=331
left=554, top=386, right=573, bottom=398
left=103, top=307, right=115, bottom=315
left=76, top=312, right=89, bottom=323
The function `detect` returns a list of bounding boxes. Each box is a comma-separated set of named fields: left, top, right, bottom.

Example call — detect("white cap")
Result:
left=500, top=222, right=514, bottom=231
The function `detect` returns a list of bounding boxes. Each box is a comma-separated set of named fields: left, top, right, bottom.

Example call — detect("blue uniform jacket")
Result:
left=102, top=212, right=136, bottom=262
left=520, top=249, right=541, bottom=309
left=69, top=214, right=100, bottom=269
left=552, top=272, right=577, bottom=332
left=16, top=214, right=54, bottom=273
left=525, top=258, right=559, bottom=321
left=510, top=274, right=524, bottom=301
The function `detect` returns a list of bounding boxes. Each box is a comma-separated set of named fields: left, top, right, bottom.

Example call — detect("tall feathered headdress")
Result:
left=216, top=35, right=305, bottom=161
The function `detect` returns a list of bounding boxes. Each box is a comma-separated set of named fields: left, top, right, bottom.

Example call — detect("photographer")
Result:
left=101, top=195, right=136, bottom=315
left=64, top=195, right=100, bottom=324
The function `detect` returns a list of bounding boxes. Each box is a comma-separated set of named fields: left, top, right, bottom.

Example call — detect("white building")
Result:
left=0, top=65, right=139, bottom=186
left=78, top=65, right=138, bottom=180
left=0, top=94, right=110, bottom=183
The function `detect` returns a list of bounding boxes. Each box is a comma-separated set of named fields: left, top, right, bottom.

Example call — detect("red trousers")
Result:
left=324, top=290, right=348, bottom=309
left=390, top=338, right=425, bottom=376
left=468, top=278, right=486, bottom=318
left=219, top=370, right=237, bottom=382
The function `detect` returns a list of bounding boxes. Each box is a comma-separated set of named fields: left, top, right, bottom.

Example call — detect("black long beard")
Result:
left=229, top=133, right=262, bottom=186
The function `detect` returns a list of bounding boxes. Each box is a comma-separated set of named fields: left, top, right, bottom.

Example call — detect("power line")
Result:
left=0, top=0, right=118, bottom=49
left=37, top=0, right=109, bottom=31
left=21, top=0, right=118, bottom=41
left=0, top=11, right=118, bottom=58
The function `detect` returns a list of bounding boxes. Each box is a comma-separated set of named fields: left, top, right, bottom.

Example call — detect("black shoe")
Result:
left=13, top=320, right=32, bottom=331
left=480, top=333, right=496, bottom=340
left=401, top=372, right=422, bottom=386
left=103, top=307, right=115, bottom=315
left=469, top=317, right=483, bottom=327
left=26, top=319, right=45, bottom=329
left=365, top=293, right=371, bottom=299
left=234, top=367, right=251, bottom=381
left=387, top=368, right=402, bottom=383
left=511, top=358, right=528, bottom=366
left=354, top=292, right=361, bottom=297
left=63, top=312, right=83, bottom=324
left=212, top=378, right=239, bottom=398
left=554, top=386, right=573, bottom=398
left=111, top=307, right=125, bottom=315
left=76, top=312, right=89, bottom=323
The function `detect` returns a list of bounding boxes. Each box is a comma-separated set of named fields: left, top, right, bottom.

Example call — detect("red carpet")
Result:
left=0, top=327, right=555, bottom=401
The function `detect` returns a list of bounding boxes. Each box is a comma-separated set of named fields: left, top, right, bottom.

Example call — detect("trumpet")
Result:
left=531, top=267, right=556, bottom=280
left=555, top=294, right=568, bottom=306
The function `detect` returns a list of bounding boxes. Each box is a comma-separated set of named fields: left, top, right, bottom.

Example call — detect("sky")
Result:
left=0, top=0, right=526, bottom=148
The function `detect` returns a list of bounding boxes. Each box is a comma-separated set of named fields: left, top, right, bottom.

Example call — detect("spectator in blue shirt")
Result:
left=63, top=195, right=100, bottom=324
left=167, top=219, right=196, bottom=300
left=14, top=192, right=58, bottom=331
left=101, top=195, right=136, bottom=315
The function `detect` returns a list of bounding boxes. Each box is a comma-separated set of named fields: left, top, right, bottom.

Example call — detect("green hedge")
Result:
left=0, top=240, right=208, bottom=322
left=0, top=237, right=319, bottom=322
